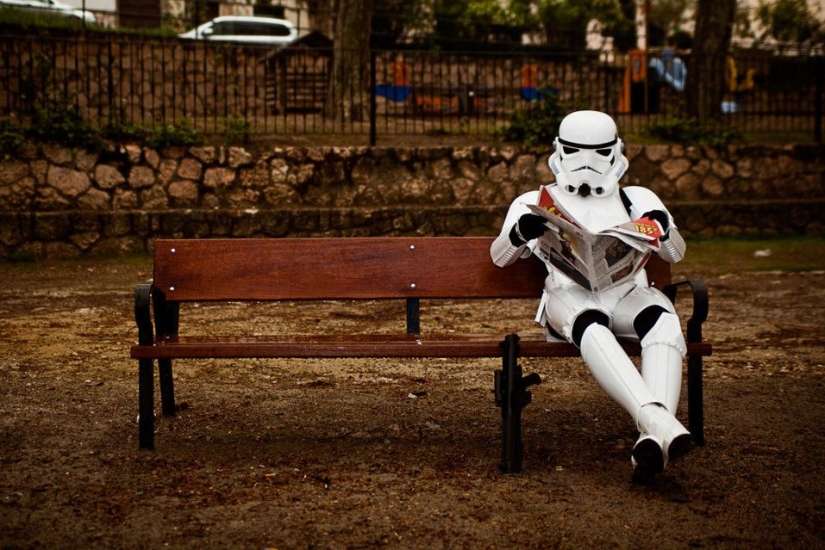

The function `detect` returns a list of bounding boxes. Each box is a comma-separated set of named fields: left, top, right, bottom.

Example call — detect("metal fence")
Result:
left=0, top=32, right=822, bottom=144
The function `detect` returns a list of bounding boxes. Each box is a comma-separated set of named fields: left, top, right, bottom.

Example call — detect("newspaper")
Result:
left=525, top=186, right=664, bottom=292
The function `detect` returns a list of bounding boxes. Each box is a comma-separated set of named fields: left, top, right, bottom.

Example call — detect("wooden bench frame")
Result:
left=131, top=237, right=711, bottom=472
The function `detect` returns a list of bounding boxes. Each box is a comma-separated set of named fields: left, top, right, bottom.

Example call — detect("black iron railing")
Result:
left=0, top=32, right=822, bottom=144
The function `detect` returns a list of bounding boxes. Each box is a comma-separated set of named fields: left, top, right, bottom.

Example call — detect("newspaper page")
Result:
left=526, top=186, right=664, bottom=292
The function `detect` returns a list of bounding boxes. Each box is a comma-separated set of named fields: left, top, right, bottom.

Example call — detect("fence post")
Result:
left=369, top=50, right=377, bottom=146
left=815, top=56, right=823, bottom=144
left=602, top=52, right=611, bottom=114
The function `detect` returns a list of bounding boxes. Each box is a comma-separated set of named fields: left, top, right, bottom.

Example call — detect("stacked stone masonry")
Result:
left=1, top=142, right=823, bottom=259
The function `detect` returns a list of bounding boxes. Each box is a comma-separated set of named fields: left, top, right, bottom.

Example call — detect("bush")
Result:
left=101, top=121, right=151, bottom=144
left=222, top=117, right=250, bottom=146
left=0, top=7, right=87, bottom=30
left=501, top=92, right=579, bottom=147
left=26, top=97, right=104, bottom=151
left=147, top=119, right=201, bottom=149
left=645, top=118, right=741, bottom=147
left=0, top=117, right=25, bottom=159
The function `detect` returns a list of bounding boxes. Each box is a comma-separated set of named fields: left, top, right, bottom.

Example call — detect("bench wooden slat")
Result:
left=133, top=334, right=509, bottom=359
left=130, top=334, right=711, bottom=360
left=152, top=237, right=550, bottom=301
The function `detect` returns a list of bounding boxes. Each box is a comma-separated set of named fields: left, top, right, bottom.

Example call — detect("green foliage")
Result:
left=222, top=118, right=251, bottom=146
left=645, top=118, right=741, bottom=147
left=604, top=0, right=638, bottom=52
left=101, top=121, right=151, bottom=144
left=372, top=0, right=432, bottom=48
left=536, top=0, right=628, bottom=50
left=756, top=0, right=824, bottom=49
left=0, top=117, right=25, bottom=159
left=0, top=7, right=87, bottom=30
left=430, top=0, right=525, bottom=48
left=500, top=92, right=573, bottom=147
left=647, top=0, right=695, bottom=46
left=27, top=96, right=105, bottom=151
left=4, top=109, right=206, bottom=154
left=146, top=119, right=201, bottom=149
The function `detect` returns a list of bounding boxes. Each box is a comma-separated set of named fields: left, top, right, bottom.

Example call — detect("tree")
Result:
left=328, top=0, right=374, bottom=123
left=423, top=0, right=632, bottom=51
left=605, top=0, right=638, bottom=52
left=535, top=0, right=627, bottom=50
left=756, top=0, right=824, bottom=52
left=371, top=0, right=429, bottom=48
left=647, top=0, right=695, bottom=47
left=302, top=0, right=336, bottom=36
left=429, top=0, right=524, bottom=50
left=686, top=0, right=737, bottom=124
left=297, top=0, right=374, bottom=122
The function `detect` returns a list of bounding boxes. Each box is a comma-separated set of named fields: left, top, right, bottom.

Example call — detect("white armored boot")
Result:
left=635, top=404, right=691, bottom=466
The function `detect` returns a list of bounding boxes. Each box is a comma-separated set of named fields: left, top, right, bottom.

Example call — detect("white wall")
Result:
left=62, top=0, right=115, bottom=11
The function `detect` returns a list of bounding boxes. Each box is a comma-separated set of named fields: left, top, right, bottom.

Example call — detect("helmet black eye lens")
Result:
left=563, top=146, right=579, bottom=155
left=596, top=148, right=611, bottom=156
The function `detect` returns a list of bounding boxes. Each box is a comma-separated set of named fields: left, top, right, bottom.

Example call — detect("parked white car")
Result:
left=0, top=0, right=96, bottom=24
left=179, top=16, right=298, bottom=46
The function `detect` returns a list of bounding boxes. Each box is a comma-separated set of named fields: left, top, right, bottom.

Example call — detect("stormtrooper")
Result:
left=491, top=110, right=690, bottom=476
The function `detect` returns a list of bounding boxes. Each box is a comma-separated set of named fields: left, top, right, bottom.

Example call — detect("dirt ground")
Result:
left=1, top=256, right=824, bottom=549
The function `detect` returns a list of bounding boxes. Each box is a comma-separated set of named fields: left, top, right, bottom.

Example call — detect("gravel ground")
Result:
left=1, top=257, right=824, bottom=549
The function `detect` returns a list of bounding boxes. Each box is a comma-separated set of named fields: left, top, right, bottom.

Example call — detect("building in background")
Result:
left=58, top=0, right=304, bottom=31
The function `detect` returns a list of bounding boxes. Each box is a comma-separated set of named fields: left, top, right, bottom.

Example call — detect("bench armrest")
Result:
left=135, top=283, right=154, bottom=346
left=662, top=279, right=709, bottom=344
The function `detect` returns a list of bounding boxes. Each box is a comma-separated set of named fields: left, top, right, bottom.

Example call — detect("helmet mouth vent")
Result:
left=571, top=165, right=603, bottom=175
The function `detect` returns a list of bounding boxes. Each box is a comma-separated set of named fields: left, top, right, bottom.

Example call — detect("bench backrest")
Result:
left=152, top=237, right=671, bottom=302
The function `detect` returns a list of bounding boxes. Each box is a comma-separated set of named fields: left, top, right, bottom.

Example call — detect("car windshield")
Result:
left=211, top=21, right=292, bottom=37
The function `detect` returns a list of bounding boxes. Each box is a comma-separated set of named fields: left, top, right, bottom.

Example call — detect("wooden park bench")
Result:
left=131, top=237, right=711, bottom=472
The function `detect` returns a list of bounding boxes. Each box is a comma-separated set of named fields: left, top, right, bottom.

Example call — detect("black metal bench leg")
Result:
left=495, top=334, right=541, bottom=473
left=687, top=354, right=704, bottom=446
left=152, top=290, right=178, bottom=418
left=497, top=334, right=522, bottom=473
left=138, top=357, right=155, bottom=449
left=158, top=358, right=176, bottom=417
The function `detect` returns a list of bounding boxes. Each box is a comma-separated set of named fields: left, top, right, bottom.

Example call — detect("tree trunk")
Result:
left=305, top=0, right=335, bottom=37
left=686, top=0, right=737, bottom=124
left=327, top=0, right=374, bottom=123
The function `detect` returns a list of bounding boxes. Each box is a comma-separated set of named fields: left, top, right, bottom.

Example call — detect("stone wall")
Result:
left=1, top=142, right=824, bottom=259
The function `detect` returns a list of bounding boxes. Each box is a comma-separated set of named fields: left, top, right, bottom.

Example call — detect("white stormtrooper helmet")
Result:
left=548, top=110, right=628, bottom=198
